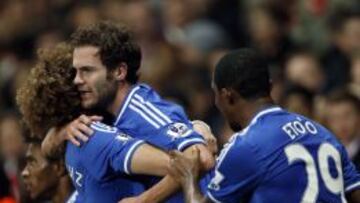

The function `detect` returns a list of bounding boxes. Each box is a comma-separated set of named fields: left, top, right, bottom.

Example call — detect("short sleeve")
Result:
left=206, top=136, right=264, bottom=203
left=339, top=145, right=360, bottom=193
left=122, top=92, right=206, bottom=151
left=157, top=122, right=206, bottom=151
left=80, top=122, right=145, bottom=180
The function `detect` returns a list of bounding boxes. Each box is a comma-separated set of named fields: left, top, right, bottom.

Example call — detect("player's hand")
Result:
left=168, top=147, right=201, bottom=187
left=195, top=144, right=215, bottom=171
left=192, top=120, right=218, bottom=155
left=64, top=114, right=103, bottom=146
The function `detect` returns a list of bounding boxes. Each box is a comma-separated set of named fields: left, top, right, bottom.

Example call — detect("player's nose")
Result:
left=21, top=167, right=29, bottom=179
left=74, top=72, right=85, bottom=85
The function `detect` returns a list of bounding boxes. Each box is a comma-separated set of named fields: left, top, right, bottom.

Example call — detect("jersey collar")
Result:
left=251, top=106, right=282, bottom=125
left=238, top=106, right=282, bottom=136
left=114, top=84, right=141, bottom=125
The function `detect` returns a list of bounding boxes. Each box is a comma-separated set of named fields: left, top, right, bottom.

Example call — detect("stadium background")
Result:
left=0, top=0, right=359, bottom=202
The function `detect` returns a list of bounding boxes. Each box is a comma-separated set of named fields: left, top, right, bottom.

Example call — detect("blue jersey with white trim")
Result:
left=114, top=84, right=205, bottom=151
left=65, top=122, right=146, bottom=203
left=205, top=106, right=360, bottom=203
left=113, top=83, right=206, bottom=202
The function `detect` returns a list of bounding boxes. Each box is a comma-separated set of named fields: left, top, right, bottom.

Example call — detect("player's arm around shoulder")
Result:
left=119, top=144, right=172, bottom=203
left=130, top=143, right=170, bottom=176
left=41, top=114, right=102, bottom=157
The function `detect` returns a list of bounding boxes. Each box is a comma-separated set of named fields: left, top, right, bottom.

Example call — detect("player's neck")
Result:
left=107, top=82, right=132, bottom=116
left=52, top=176, right=73, bottom=203
left=240, top=97, right=274, bottom=127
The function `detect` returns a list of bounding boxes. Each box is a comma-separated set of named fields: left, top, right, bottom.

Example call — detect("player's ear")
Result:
left=220, top=88, right=234, bottom=105
left=112, top=62, right=128, bottom=81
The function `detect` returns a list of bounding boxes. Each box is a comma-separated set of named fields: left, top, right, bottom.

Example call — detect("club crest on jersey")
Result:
left=115, top=133, right=132, bottom=142
left=167, top=122, right=192, bottom=139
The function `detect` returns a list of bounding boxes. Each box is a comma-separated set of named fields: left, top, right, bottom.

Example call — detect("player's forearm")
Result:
left=41, top=127, right=66, bottom=158
left=131, top=144, right=169, bottom=176
left=183, top=179, right=207, bottom=203
left=138, top=175, right=180, bottom=202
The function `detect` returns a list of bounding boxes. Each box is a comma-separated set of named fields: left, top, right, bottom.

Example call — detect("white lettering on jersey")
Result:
left=66, top=165, right=83, bottom=188
left=282, top=117, right=318, bottom=140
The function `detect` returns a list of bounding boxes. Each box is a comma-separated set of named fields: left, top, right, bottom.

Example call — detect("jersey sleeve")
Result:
left=339, top=144, right=360, bottom=193
left=126, top=94, right=206, bottom=151
left=80, top=122, right=145, bottom=180
left=206, top=135, right=264, bottom=203
left=157, top=122, right=206, bottom=151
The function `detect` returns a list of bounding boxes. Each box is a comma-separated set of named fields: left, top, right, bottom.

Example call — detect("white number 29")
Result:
left=285, top=143, right=346, bottom=203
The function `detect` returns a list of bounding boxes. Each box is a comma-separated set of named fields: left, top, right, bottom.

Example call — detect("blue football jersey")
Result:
left=65, top=122, right=146, bottom=203
left=113, top=83, right=206, bottom=202
left=205, top=106, right=360, bottom=203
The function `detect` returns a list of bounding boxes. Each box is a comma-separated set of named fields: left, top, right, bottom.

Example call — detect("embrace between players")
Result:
left=17, top=21, right=360, bottom=203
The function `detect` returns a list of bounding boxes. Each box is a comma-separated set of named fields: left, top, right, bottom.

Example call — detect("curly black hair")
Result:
left=71, top=21, right=141, bottom=84
left=16, top=43, right=81, bottom=139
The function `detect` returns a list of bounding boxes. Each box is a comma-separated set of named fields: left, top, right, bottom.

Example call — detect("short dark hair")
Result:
left=214, top=48, right=271, bottom=99
left=71, top=21, right=141, bottom=84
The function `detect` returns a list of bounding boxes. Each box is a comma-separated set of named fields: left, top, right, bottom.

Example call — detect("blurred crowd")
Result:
left=0, top=0, right=359, bottom=202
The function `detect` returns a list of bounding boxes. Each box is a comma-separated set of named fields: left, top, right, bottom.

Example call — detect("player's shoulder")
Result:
left=241, top=107, right=286, bottom=138
left=236, top=107, right=299, bottom=152
left=129, top=83, right=168, bottom=109
left=218, top=132, right=263, bottom=169
left=82, top=122, right=135, bottom=155
left=127, top=83, right=188, bottom=121
left=133, top=83, right=159, bottom=101
left=90, top=121, right=118, bottom=134
left=90, top=121, right=135, bottom=142
left=83, top=121, right=120, bottom=148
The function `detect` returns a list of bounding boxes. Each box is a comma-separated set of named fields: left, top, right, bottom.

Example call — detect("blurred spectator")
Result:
left=349, top=54, right=360, bottom=98
left=161, top=0, right=229, bottom=67
left=284, top=50, right=325, bottom=93
left=322, top=7, right=360, bottom=92
left=293, top=0, right=359, bottom=52
left=122, top=1, right=180, bottom=93
left=246, top=2, right=295, bottom=72
left=100, top=0, right=126, bottom=22
left=34, top=29, right=65, bottom=50
left=68, top=4, right=101, bottom=30
left=0, top=55, right=31, bottom=111
left=325, top=89, right=360, bottom=169
left=280, top=85, right=315, bottom=118
left=0, top=112, right=26, bottom=202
